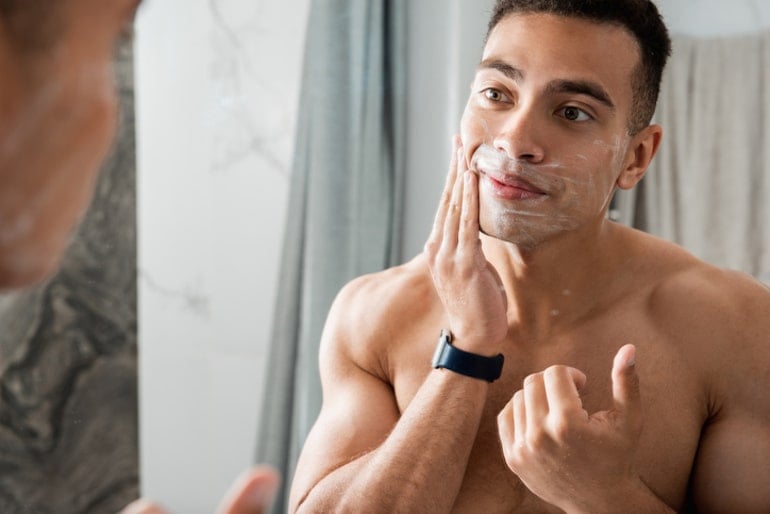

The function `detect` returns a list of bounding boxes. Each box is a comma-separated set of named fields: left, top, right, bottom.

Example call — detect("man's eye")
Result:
left=558, top=106, right=592, bottom=122
left=482, top=88, right=508, bottom=103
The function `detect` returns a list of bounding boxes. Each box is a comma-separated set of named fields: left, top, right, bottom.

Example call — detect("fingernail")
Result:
left=626, top=345, right=636, bottom=367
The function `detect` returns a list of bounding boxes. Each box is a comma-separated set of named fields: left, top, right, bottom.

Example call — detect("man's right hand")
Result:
left=424, top=137, right=508, bottom=355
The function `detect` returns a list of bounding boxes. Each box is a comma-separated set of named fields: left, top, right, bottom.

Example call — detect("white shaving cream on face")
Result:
left=469, top=138, right=628, bottom=249
left=592, top=134, right=630, bottom=214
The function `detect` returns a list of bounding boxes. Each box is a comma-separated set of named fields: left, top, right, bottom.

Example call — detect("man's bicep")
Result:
left=289, top=343, right=401, bottom=510
left=690, top=414, right=770, bottom=512
left=689, top=277, right=770, bottom=512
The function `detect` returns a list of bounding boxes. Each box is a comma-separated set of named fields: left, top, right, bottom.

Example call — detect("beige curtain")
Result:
left=617, top=30, right=770, bottom=279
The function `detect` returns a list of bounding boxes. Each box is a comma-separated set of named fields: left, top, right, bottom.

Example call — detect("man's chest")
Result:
left=390, top=319, right=708, bottom=511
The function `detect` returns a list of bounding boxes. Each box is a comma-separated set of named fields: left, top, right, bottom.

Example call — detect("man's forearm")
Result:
left=295, top=369, right=489, bottom=513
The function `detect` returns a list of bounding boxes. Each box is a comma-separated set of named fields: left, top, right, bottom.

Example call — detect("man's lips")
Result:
left=478, top=169, right=547, bottom=200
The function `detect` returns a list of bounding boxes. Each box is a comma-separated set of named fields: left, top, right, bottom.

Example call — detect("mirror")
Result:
left=0, top=0, right=768, bottom=512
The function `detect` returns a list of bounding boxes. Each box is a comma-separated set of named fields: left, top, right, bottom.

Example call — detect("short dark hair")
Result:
left=487, top=0, right=671, bottom=134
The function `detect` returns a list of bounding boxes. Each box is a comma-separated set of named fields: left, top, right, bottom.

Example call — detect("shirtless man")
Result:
left=290, top=0, right=770, bottom=512
left=0, top=1, right=278, bottom=512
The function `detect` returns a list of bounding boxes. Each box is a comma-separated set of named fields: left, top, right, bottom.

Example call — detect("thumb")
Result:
left=216, top=466, right=281, bottom=514
left=611, top=344, right=642, bottom=434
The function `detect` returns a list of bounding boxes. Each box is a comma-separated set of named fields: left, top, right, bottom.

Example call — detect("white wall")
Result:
left=134, top=0, right=310, bottom=511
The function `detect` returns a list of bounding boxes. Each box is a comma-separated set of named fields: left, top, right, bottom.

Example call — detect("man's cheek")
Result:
left=460, top=104, right=491, bottom=147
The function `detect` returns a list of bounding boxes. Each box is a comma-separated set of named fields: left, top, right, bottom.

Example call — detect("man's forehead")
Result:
left=479, top=13, right=639, bottom=96
left=483, top=12, right=640, bottom=62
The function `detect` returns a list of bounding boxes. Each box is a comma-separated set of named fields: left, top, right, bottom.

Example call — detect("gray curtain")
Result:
left=616, top=30, right=770, bottom=278
left=256, top=1, right=407, bottom=511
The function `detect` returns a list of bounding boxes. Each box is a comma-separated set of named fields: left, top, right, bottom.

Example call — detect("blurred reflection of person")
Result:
left=0, top=1, right=278, bottom=512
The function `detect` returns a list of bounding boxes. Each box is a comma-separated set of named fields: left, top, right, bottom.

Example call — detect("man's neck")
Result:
left=481, top=219, right=627, bottom=340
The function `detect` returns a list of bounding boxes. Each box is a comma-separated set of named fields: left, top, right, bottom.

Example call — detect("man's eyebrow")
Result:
left=545, top=79, right=615, bottom=111
left=476, top=59, right=616, bottom=111
left=477, top=59, right=523, bottom=82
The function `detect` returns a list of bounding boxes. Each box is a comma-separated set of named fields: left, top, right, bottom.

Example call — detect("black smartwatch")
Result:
left=431, top=329, right=504, bottom=382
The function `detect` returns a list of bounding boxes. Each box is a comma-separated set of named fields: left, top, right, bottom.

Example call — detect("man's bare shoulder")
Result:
left=619, top=226, right=770, bottom=378
left=635, top=233, right=770, bottom=338
left=332, top=254, right=437, bottom=327
left=616, top=225, right=768, bottom=316
left=320, top=254, right=440, bottom=379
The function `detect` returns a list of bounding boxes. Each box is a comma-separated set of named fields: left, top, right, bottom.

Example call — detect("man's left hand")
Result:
left=497, top=344, right=645, bottom=512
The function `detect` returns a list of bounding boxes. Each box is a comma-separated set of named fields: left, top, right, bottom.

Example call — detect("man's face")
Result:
left=0, top=0, right=141, bottom=288
left=461, top=13, right=642, bottom=249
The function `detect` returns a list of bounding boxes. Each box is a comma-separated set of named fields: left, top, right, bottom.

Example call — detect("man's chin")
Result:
left=478, top=219, right=545, bottom=252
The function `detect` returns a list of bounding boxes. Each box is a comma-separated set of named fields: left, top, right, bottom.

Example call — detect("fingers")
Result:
left=512, top=389, right=526, bottom=442
left=498, top=397, right=515, bottom=453
left=524, top=366, right=586, bottom=433
left=427, top=137, right=461, bottom=248
left=523, top=373, right=549, bottom=433
left=215, top=466, right=281, bottom=514
left=459, top=166, right=480, bottom=250
left=497, top=391, right=526, bottom=469
left=498, top=366, right=587, bottom=455
left=543, top=365, right=587, bottom=416
left=612, top=344, right=642, bottom=434
left=501, top=346, right=641, bottom=441
left=426, top=136, right=480, bottom=259
left=441, top=146, right=467, bottom=249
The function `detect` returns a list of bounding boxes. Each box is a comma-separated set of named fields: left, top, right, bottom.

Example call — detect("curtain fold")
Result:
left=618, top=30, right=770, bottom=278
left=255, top=1, right=407, bottom=511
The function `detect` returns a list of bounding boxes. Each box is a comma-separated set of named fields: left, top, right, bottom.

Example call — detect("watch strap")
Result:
left=432, top=329, right=504, bottom=382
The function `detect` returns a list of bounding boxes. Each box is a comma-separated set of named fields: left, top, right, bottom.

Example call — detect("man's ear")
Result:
left=616, top=124, right=663, bottom=190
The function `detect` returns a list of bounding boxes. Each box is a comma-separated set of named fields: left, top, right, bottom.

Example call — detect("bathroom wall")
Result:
left=135, top=0, right=310, bottom=510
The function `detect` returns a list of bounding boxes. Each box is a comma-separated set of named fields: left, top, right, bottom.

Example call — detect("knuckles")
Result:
left=546, top=414, right=579, bottom=444
left=543, top=364, right=566, bottom=381
left=423, top=241, right=439, bottom=261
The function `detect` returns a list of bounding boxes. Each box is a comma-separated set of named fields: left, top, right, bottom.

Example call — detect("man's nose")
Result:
left=492, top=106, right=545, bottom=163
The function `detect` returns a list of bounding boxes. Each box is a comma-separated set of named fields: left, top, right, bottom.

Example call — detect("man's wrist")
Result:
left=432, top=330, right=504, bottom=382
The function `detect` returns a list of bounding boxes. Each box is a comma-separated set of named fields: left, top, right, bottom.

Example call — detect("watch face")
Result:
left=432, top=331, right=451, bottom=368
